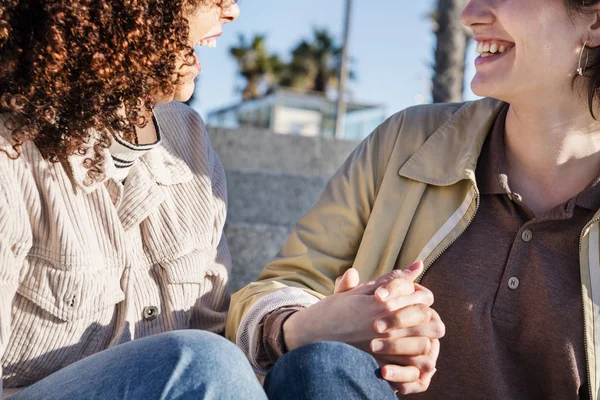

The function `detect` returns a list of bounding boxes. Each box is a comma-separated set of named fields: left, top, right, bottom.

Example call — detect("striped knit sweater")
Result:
left=0, top=102, right=230, bottom=395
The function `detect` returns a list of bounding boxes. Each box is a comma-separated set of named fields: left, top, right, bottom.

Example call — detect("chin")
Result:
left=174, top=81, right=196, bottom=103
left=470, top=72, right=516, bottom=103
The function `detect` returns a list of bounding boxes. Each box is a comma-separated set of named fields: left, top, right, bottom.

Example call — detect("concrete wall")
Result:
left=206, top=126, right=361, bottom=293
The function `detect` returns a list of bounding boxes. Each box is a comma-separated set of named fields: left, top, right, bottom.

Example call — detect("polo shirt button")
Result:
left=521, top=230, right=533, bottom=242
left=508, top=277, right=520, bottom=290
left=143, top=306, right=159, bottom=321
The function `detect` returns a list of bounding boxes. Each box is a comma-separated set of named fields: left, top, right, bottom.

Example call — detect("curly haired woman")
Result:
left=0, top=0, right=267, bottom=399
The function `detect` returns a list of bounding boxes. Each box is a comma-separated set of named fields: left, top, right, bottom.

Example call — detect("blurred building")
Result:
left=206, top=87, right=386, bottom=141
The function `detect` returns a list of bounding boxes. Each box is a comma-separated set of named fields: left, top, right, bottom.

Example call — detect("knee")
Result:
left=265, top=342, right=384, bottom=399
left=280, top=341, right=377, bottom=375
left=268, top=341, right=378, bottom=384
left=151, top=331, right=264, bottom=398
left=158, top=330, right=249, bottom=372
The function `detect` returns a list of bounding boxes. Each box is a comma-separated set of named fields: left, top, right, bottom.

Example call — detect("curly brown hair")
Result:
left=0, top=0, right=230, bottom=184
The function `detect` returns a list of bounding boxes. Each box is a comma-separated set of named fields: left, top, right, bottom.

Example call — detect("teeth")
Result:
left=476, top=41, right=510, bottom=55
left=199, top=38, right=218, bottom=48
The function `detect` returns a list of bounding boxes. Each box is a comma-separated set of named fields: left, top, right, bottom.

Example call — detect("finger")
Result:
left=392, top=368, right=437, bottom=395
left=396, top=309, right=445, bottom=339
left=375, top=303, right=431, bottom=333
left=383, top=284, right=435, bottom=313
left=334, top=268, right=360, bottom=294
left=375, top=339, right=440, bottom=373
left=375, top=277, right=415, bottom=302
left=379, top=365, right=420, bottom=383
left=353, top=261, right=424, bottom=295
left=371, top=336, right=431, bottom=356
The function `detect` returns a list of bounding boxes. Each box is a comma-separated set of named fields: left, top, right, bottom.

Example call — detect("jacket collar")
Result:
left=67, top=122, right=193, bottom=194
left=399, top=97, right=505, bottom=186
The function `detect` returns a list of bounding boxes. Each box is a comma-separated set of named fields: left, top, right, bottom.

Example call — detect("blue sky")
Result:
left=193, top=0, right=479, bottom=120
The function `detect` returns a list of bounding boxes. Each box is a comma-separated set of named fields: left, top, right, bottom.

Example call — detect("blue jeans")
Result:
left=8, top=330, right=267, bottom=400
left=264, top=341, right=398, bottom=400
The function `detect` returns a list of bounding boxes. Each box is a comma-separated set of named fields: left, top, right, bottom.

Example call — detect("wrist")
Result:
left=283, top=308, right=313, bottom=352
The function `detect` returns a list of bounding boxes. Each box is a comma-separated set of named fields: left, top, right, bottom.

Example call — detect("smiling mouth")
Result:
left=475, top=40, right=515, bottom=58
left=197, top=33, right=222, bottom=49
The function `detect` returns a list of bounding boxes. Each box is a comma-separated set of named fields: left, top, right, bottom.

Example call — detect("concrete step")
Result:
left=225, top=222, right=291, bottom=294
left=225, top=170, right=328, bottom=227
left=207, top=126, right=360, bottom=177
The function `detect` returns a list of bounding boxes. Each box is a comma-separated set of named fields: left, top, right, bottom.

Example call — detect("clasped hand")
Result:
left=283, top=261, right=445, bottom=395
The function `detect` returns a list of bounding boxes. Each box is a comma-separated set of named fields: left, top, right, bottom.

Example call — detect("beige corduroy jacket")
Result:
left=0, top=102, right=230, bottom=396
left=227, top=97, right=600, bottom=400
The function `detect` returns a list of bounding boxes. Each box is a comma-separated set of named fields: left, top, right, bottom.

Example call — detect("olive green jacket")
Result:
left=226, top=97, right=600, bottom=399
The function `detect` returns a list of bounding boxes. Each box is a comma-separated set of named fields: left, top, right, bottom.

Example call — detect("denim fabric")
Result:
left=264, top=341, right=397, bottom=400
left=8, top=330, right=267, bottom=400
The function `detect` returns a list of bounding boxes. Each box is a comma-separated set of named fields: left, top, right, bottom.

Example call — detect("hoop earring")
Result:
left=578, top=41, right=590, bottom=76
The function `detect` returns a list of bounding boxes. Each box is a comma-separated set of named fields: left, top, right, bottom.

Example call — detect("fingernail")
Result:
left=376, top=288, right=389, bottom=300
left=376, top=319, right=388, bottom=333
left=405, top=261, right=422, bottom=273
left=384, top=369, right=394, bottom=379
left=371, top=340, right=384, bottom=353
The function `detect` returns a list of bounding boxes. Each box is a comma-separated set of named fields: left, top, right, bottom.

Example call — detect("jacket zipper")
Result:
left=579, top=217, right=599, bottom=400
left=417, top=185, right=481, bottom=284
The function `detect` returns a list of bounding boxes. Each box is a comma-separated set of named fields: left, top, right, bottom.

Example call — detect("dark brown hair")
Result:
left=0, top=0, right=227, bottom=184
left=566, top=0, right=600, bottom=117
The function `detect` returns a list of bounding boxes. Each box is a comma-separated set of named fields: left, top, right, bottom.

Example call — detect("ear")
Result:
left=586, top=11, right=600, bottom=48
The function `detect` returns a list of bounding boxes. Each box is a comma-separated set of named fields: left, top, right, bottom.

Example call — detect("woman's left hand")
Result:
left=334, top=267, right=445, bottom=395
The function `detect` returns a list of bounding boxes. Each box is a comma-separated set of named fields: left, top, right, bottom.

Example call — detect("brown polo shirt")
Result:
left=414, top=104, right=596, bottom=399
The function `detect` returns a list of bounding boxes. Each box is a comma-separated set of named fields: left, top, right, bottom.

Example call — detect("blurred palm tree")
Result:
left=230, top=34, right=285, bottom=100
left=281, top=29, right=353, bottom=94
left=431, top=0, right=471, bottom=103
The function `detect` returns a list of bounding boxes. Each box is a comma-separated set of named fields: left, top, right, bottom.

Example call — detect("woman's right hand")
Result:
left=282, top=262, right=444, bottom=395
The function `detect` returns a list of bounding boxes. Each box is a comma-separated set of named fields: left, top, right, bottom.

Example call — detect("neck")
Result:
left=135, top=108, right=158, bottom=145
left=503, top=96, right=600, bottom=214
left=115, top=106, right=158, bottom=145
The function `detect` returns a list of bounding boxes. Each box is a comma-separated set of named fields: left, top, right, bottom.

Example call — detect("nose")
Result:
left=221, top=2, right=240, bottom=24
left=461, top=0, right=495, bottom=30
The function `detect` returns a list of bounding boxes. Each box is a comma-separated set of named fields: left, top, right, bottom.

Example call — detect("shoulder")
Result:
left=152, top=101, right=212, bottom=156
left=151, top=101, right=223, bottom=180
left=372, top=97, right=502, bottom=154
left=153, top=101, right=206, bottom=142
left=0, top=113, right=35, bottom=183
left=375, top=101, right=472, bottom=145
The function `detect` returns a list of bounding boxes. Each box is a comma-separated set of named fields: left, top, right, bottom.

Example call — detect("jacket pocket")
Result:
left=16, top=257, right=125, bottom=322
left=159, top=247, right=215, bottom=285
left=2, top=256, right=125, bottom=387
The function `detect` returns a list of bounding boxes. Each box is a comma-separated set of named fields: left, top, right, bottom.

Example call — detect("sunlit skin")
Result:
left=463, top=0, right=600, bottom=216
left=171, top=2, right=240, bottom=102
left=136, top=1, right=239, bottom=143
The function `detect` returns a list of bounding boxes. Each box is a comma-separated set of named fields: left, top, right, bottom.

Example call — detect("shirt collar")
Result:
left=475, top=103, right=600, bottom=212
left=476, top=103, right=512, bottom=195
left=66, top=110, right=193, bottom=194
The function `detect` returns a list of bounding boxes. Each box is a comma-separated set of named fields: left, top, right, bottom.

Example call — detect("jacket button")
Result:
left=508, top=277, right=520, bottom=290
left=521, top=230, right=533, bottom=242
left=65, top=293, right=77, bottom=308
left=143, top=306, right=159, bottom=321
